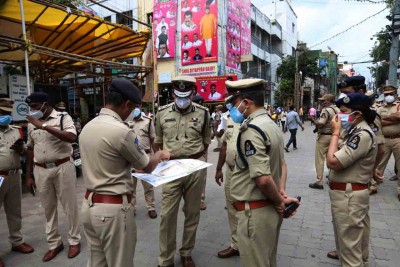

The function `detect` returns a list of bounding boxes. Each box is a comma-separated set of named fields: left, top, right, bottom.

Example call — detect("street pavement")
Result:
left=1, top=123, right=400, bottom=267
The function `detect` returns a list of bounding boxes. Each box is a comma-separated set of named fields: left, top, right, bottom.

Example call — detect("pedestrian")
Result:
left=213, top=104, right=223, bottom=152
left=375, top=85, right=400, bottom=201
left=226, top=78, right=299, bottom=267
left=25, top=92, right=81, bottom=262
left=0, top=98, right=34, bottom=267
left=309, top=94, right=339, bottom=189
left=127, top=105, right=158, bottom=219
left=280, top=108, right=287, bottom=132
left=79, top=79, right=170, bottom=267
left=327, top=93, right=378, bottom=266
left=284, top=105, right=304, bottom=152
left=154, top=76, right=211, bottom=267
left=299, top=106, right=304, bottom=123
left=309, top=106, right=316, bottom=125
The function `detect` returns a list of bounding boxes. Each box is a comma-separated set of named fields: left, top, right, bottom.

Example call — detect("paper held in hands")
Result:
left=132, top=159, right=212, bottom=187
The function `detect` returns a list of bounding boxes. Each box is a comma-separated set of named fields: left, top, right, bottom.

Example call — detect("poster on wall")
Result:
left=180, top=0, right=218, bottom=66
left=153, top=0, right=177, bottom=59
left=195, top=75, right=237, bottom=102
left=226, top=0, right=251, bottom=70
left=8, top=75, right=31, bottom=121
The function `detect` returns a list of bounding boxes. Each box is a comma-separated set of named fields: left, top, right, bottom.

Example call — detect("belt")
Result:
left=34, top=157, right=70, bottom=169
left=384, top=134, right=400, bottom=139
left=170, top=150, right=204, bottom=160
left=85, top=190, right=132, bottom=204
left=319, top=133, right=332, bottom=135
left=233, top=200, right=272, bottom=211
left=0, top=168, right=20, bottom=176
left=329, top=182, right=368, bottom=191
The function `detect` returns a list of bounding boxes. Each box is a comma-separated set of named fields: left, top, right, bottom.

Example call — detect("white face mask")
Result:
left=385, top=95, right=395, bottom=104
left=175, top=97, right=191, bottom=109
left=29, top=103, right=46, bottom=120
left=338, top=93, right=347, bottom=99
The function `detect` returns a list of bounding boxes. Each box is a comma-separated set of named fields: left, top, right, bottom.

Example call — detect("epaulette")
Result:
left=126, top=121, right=135, bottom=128
left=193, top=102, right=209, bottom=111
left=143, top=115, right=152, bottom=121
left=158, top=103, right=174, bottom=112
left=10, top=125, right=21, bottom=129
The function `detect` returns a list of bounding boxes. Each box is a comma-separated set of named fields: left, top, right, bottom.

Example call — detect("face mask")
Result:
left=339, top=112, right=356, bottom=132
left=230, top=100, right=246, bottom=123
left=226, top=103, right=233, bottom=110
left=385, top=95, right=395, bottom=104
left=133, top=108, right=141, bottom=118
left=0, top=115, right=12, bottom=126
left=175, top=97, right=191, bottom=109
left=29, top=103, right=46, bottom=120
left=338, top=93, right=347, bottom=99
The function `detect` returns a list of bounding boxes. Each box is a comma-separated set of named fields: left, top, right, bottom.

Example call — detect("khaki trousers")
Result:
left=158, top=162, right=206, bottom=266
left=132, top=177, right=155, bottom=211
left=315, top=135, right=331, bottom=185
left=224, top=166, right=238, bottom=250
left=237, top=204, right=282, bottom=267
left=81, top=194, right=136, bottom=267
left=34, top=161, right=81, bottom=249
left=216, top=136, right=222, bottom=149
left=201, top=153, right=208, bottom=207
left=0, top=171, right=24, bottom=246
left=376, top=138, right=400, bottom=193
left=330, top=186, right=370, bottom=267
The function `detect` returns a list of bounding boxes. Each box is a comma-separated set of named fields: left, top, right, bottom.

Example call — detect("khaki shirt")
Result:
left=378, top=101, right=400, bottom=136
left=330, top=121, right=377, bottom=184
left=79, top=108, right=149, bottom=195
left=27, top=109, right=76, bottom=163
left=128, top=115, right=155, bottom=152
left=317, top=104, right=339, bottom=134
left=0, top=126, right=22, bottom=171
left=368, top=115, right=385, bottom=145
left=221, top=116, right=239, bottom=168
left=231, top=109, right=284, bottom=201
left=154, top=103, right=211, bottom=157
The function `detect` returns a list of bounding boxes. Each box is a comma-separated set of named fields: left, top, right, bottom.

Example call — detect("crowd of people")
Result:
left=0, top=74, right=399, bottom=267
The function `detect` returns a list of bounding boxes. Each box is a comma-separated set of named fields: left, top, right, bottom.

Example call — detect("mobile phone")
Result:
left=283, top=196, right=301, bottom=218
left=30, top=185, right=36, bottom=196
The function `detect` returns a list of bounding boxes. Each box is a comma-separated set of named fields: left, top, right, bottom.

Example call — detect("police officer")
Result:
left=79, top=79, right=170, bottom=267
left=0, top=99, right=34, bottom=267
left=376, top=85, right=400, bottom=201
left=227, top=79, right=298, bottom=267
left=128, top=105, right=158, bottom=219
left=154, top=76, right=211, bottom=267
left=327, top=93, right=378, bottom=266
left=213, top=105, right=223, bottom=152
left=309, top=94, right=339, bottom=189
left=25, top=92, right=81, bottom=262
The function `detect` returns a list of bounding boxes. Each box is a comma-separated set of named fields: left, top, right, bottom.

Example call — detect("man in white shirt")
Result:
left=182, top=35, right=193, bottom=49
left=193, top=33, right=203, bottom=47
left=182, top=50, right=191, bottom=63
left=156, top=17, right=169, bottom=35
left=208, top=84, right=222, bottom=101
left=181, top=10, right=197, bottom=32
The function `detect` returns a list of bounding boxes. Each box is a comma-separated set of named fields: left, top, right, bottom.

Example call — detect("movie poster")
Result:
left=180, top=0, right=218, bottom=66
left=195, top=75, right=237, bottom=102
left=226, top=0, right=251, bottom=69
left=153, top=0, right=177, bottom=59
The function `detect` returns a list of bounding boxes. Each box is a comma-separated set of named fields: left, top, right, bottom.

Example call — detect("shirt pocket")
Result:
left=187, top=122, right=202, bottom=139
left=162, top=122, right=177, bottom=140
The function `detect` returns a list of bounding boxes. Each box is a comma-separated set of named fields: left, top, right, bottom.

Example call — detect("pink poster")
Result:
left=180, top=0, right=218, bottom=66
left=226, top=0, right=251, bottom=69
left=153, top=0, right=178, bottom=59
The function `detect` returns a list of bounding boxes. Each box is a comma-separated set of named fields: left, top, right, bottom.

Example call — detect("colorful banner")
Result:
left=153, top=0, right=177, bottom=59
left=195, top=76, right=237, bottom=102
left=226, top=0, right=251, bottom=70
left=180, top=63, right=218, bottom=77
left=180, top=0, right=218, bottom=66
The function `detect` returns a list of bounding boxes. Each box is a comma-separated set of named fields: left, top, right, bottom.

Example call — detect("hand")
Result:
left=280, top=189, right=288, bottom=199
left=26, top=115, right=43, bottom=129
left=133, top=169, right=144, bottom=173
left=301, top=126, right=304, bottom=131
left=10, top=139, right=24, bottom=154
left=158, top=150, right=171, bottom=161
left=25, top=175, right=36, bottom=192
left=331, top=114, right=341, bottom=133
left=215, top=169, right=224, bottom=186
left=373, top=168, right=384, bottom=183
left=383, top=112, right=400, bottom=122
left=283, top=196, right=301, bottom=218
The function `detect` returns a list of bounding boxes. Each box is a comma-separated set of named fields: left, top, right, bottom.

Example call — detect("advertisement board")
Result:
left=180, top=63, right=218, bottom=77
left=195, top=75, right=237, bottom=102
left=8, top=75, right=30, bottom=121
left=226, top=0, right=251, bottom=70
left=153, top=0, right=178, bottom=59
left=180, top=0, right=218, bottom=66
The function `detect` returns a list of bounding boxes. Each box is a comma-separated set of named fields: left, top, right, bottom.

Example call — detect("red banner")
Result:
left=153, top=0, right=177, bottom=59
left=226, top=0, right=251, bottom=69
left=180, top=0, right=218, bottom=66
left=195, top=76, right=237, bottom=102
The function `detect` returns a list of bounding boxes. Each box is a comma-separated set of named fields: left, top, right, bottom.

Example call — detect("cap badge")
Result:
left=179, top=82, right=185, bottom=90
left=343, top=96, right=350, bottom=103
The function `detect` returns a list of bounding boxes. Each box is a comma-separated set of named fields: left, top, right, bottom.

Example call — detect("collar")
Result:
left=43, top=109, right=58, bottom=121
left=170, top=103, right=195, bottom=114
left=99, top=108, right=123, bottom=122
left=134, top=115, right=144, bottom=121
left=0, top=125, right=12, bottom=133
left=247, top=108, right=268, bottom=121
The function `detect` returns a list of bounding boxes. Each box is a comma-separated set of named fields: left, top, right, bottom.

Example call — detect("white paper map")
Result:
left=132, top=159, right=212, bottom=187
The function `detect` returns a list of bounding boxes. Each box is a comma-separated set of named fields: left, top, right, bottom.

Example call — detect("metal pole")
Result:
left=389, top=0, right=400, bottom=85
left=294, top=49, right=299, bottom=110
left=18, top=0, right=31, bottom=95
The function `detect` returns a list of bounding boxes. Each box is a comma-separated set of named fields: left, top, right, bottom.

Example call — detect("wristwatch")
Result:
left=42, top=123, right=48, bottom=130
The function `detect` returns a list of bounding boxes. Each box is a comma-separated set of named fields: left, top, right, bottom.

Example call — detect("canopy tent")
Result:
left=0, top=0, right=152, bottom=78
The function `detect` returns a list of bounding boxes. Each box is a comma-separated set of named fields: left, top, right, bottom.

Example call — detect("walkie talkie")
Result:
left=283, top=196, right=301, bottom=218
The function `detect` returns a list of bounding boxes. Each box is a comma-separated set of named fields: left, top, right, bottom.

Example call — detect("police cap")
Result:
left=171, top=76, right=196, bottom=98
left=225, top=78, right=265, bottom=97
left=55, top=102, right=66, bottom=110
left=383, top=84, right=397, bottom=94
left=338, top=76, right=365, bottom=89
left=25, top=92, right=50, bottom=104
left=318, top=94, right=335, bottom=102
left=335, top=93, right=372, bottom=109
left=0, top=98, right=14, bottom=113
left=109, top=78, right=141, bottom=104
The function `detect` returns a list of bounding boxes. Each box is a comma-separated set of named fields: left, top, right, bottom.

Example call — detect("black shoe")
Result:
left=293, top=147, right=298, bottom=150
left=309, top=182, right=323, bottom=190
left=389, top=175, right=398, bottom=181
left=284, top=147, right=289, bottom=152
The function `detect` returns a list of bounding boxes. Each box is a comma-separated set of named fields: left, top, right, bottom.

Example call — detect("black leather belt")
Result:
left=319, top=133, right=332, bottom=135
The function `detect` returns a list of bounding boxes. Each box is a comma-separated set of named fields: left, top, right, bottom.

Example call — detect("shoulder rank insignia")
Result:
left=347, top=135, right=360, bottom=150
left=244, top=140, right=256, bottom=156
left=158, top=103, right=174, bottom=112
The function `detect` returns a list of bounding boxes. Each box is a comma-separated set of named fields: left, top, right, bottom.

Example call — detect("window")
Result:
left=116, top=10, right=133, bottom=28
left=104, top=15, right=111, bottom=22
left=147, top=12, right=153, bottom=25
left=292, top=23, right=295, bottom=33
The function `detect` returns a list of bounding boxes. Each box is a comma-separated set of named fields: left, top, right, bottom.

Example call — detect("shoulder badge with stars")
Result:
left=135, top=136, right=144, bottom=152
left=244, top=140, right=256, bottom=156
left=346, top=134, right=361, bottom=150
left=320, top=112, right=327, bottom=119
left=158, top=102, right=174, bottom=112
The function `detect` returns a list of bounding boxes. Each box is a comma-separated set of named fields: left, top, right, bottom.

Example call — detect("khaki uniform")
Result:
left=329, top=121, right=377, bottom=267
left=129, top=115, right=156, bottom=211
left=0, top=125, right=25, bottom=247
left=314, top=104, right=339, bottom=185
left=80, top=108, right=150, bottom=267
left=27, top=109, right=80, bottom=249
left=215, top=111, right=222, bottom=148
left=231, top=109, right=284, bottom=267
left=221, top=116, right=239, bottom=250
left=368, top=112, right=385, bottom=191
left=155, top=102, right=211, bottom=266
left=377, top=102, right=400, bottom=193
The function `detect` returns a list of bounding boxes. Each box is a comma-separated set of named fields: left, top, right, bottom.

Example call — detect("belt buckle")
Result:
left=45, top=162, right=56, bottom=168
